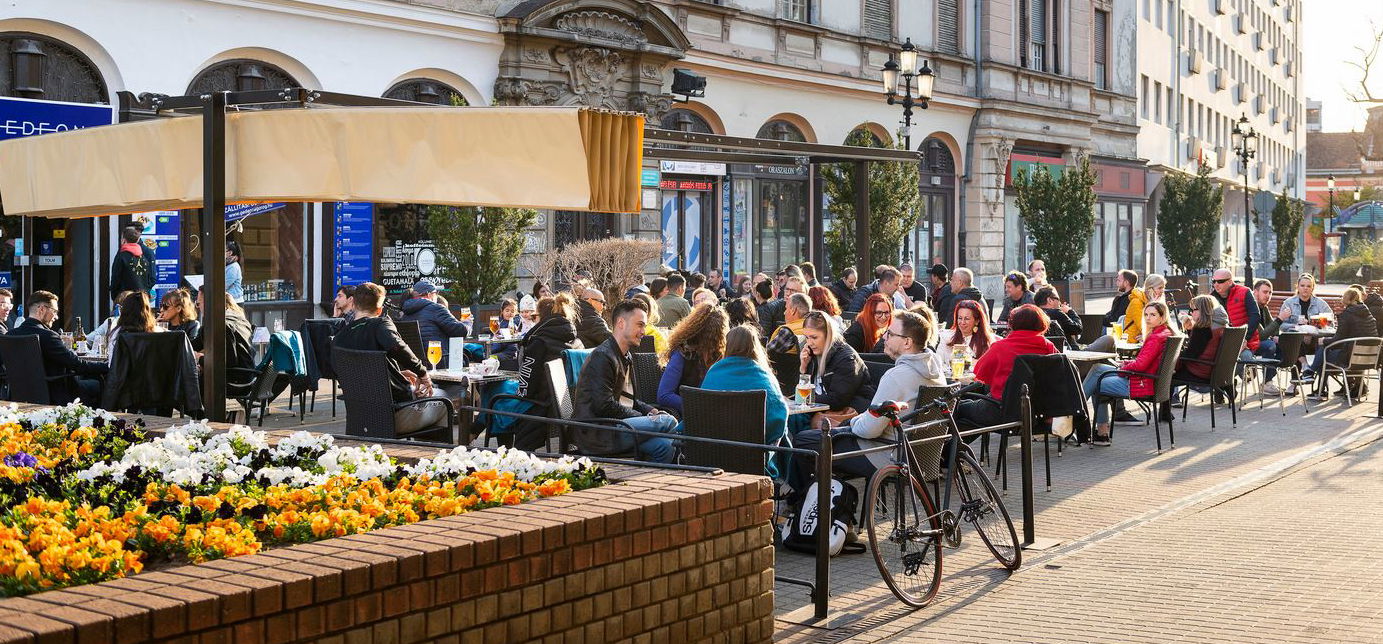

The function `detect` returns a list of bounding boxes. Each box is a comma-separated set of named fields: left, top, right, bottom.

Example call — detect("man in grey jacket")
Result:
left=795, top=309, right=946, bottom=480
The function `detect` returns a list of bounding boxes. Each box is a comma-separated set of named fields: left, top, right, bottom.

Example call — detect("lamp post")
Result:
left=1326, top=174, right=1336, bottom=235
left=1231, top=114, right=1258, bottom=283
left=880, top=38, right=935, bottom=150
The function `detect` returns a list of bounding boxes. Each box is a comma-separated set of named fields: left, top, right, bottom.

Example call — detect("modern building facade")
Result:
left=1137, top=0, right=1306, bottom=279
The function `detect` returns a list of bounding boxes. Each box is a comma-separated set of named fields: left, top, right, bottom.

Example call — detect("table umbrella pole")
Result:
left=201, top=91, right=228, bottom=422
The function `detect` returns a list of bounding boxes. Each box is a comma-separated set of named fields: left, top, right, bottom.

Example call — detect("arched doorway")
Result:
left=910, top=137, right=957, bottom=269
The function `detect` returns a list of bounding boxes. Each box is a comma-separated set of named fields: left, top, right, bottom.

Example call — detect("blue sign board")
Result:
left=640, top=169, right=661, bottom=187
left=333, top=202, right=374, bottom=289
left=0, top=272, right=11, bottom=289
left=0, top=96, right=116, bottom=142
left=140, top=211, right=182, bottom=300
left=226, top=202, right=286, bottom=222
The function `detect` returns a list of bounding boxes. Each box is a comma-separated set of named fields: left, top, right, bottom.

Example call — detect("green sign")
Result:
left=640, top=169, right=661, bottom=187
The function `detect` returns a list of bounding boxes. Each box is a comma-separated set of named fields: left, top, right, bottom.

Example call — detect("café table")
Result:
left=786, top=402, right=829, bottom=416
left=429, top=368, right=520, bottom=444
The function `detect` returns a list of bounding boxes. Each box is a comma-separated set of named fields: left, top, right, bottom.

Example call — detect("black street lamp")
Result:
left=1231, top=114, right=1258, bottom=283
left=880, top=39, right=935, bottom=150
left=1326, top=174, right=1336, bottom=235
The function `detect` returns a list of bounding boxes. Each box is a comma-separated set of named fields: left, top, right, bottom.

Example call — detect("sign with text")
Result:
left=640, top=169, right=661, bottom=187
left=225, top=202, right=286, bottom=222
left=133, top=210, right=181, bottom=300
left=659, top=179, right=715, bottom=191
left=660, top=160, right=725, bottom=176
left=0, top=96, right=116, bottom=142
left=333, top=202, right=374, bottom=289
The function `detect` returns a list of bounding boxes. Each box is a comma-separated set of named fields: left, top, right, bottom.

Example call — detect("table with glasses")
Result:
left=786, top=402, right=829, bottom=416
left=429, top=368, right=521, bottom=444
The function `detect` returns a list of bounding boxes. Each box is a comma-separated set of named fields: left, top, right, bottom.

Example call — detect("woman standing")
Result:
left=799, top=311, right=875, bottom=424
left=1082, top=302, right=1177, bottom=446
left=843, top=292, right=892, bottom=353
left=158, top=289, right=201, bottom=339
left=699, top=325, right=789, bottom=478
left=657, top=304, right=729, bottom=415
left=225, top=241, right=245, bottom=304
left=938, top=299, right=996, bottom=363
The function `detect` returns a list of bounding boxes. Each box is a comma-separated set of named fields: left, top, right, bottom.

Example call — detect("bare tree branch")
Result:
left=1344, top=20, right=1382, bottom=104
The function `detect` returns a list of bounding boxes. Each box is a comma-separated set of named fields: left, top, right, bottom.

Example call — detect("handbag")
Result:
left=811, top=407, right=857, bottom=428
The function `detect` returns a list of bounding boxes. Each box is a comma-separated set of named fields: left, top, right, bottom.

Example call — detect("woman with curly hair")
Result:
left=724, top=297, right=759, bottom=330
left=843, top=292, right=892, bottom=353
left=656, top=303, right=729, bottom=414
left=808, top=285, right=844, bottom=332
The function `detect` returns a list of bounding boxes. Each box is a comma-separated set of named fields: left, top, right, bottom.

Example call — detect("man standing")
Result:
left=928, top=264, right=953, bottom=320
left=941, top=268, right=983, bottom=326
left=657, top=274, right=693, bottom=327
left=1210, top=268, right=1260, bottom=357
left=573, top=300, right=680, bottom=462
left=333, top=282, right=448, bottom=436
left=997, top=271, right=1035, bottom=324
left=9, top=291, right=108, bottom=403
left=109, top=226, right=154, bottom=297
left=576, top=287, right=613, bottom=348
left=897, top=263, right=928, bottom=308
left=1027, top=259, right=1049, bottom=291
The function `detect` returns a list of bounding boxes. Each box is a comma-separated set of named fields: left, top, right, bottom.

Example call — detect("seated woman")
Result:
left=724, top=297, right=759, bottom=329
left=843, top=292, right=891, bottom=353
left=631, top=292, right=669, bottom=355
left=938, top=299, right=996, bottom=364
left=698, top=325, right=789, bottom=478
left=492, top=298, right=525, bottom=360
left=158, top=289, right=201, bottom=339
left=1081, top=302, right=1177, bottom=446
left=1302, top=286, right=1378, bottom=399
left=1173, top=295, right=1227, bottom=382
left=797, top=311, right=875, bottom=427
left=509, top=293, right=582, bottom=451
left=657, top=304, right=729, bottom=415
left=808, top=285, right=845, bottom=333
left=106, top=291, right=161, bottom=360
left=953, top=305, right=1058, bottom=430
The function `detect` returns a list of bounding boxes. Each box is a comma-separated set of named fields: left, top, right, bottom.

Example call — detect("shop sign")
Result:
left=0, top=273, right=10, bottom=288
left=37, top=256, right=61, bottom=266
left=0, top=96, right=115, bottom=142
left=640, top=169, right=661, bottom=187
left=660, top=160, right=726, bottom=176
left=135, top=210, right=181, bottom=300
left=225, top=202, right=286, bottom=222
left=659, top=179, right=715, bottom=191
left=641, top=189, right=659, bottom=210
left=333, top=202, right=374, bottom=289
left=1006, top=153, right=1065, bottom=186
left=379, top=240, right=442, bottom=294
left=750, top=164, right=807, bottom=177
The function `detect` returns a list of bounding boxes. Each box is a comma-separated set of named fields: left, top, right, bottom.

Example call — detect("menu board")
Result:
left=334, top=203, right=374, bottom=289
left=134, top=210, right=180, bottom=300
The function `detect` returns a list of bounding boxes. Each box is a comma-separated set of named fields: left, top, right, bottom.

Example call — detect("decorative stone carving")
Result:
left=641, top=64, right=663, bottom=80
left=522, top=48, right=550, bottom=64
left=493, top=78, right=564, bottom=106
left=554, top=10, right=647, bottom=46
left=554, top=47, right=625, bottom=109
left=627, top=91, right=673, bottom=121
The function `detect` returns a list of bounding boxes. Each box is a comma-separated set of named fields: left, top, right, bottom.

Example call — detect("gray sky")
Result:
left=1304, top=1, right=1383, bottom=132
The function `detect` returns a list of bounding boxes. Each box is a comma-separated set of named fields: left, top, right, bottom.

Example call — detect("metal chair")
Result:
left=841, top=311, right=858, bottom=323
left=680, top=386, right=768, bottom=476
left=1238, top=332, right=1309, bottom=415
left=856, top=352, right=893, bottom=364
left=1172, top=326, right=1248, bottom=429
left=300, top=319, right=341, bottom=416
left=225, top=362, right=287, bottom=426
left=863, top=360, right=892, bottom=390
left=331, top=346, right=455, bottom=441
left=1316, top=337, right=1383, bottom=406
left=394, top=320, right=428, bottom=368
left=0, top=334, right=72, bottom=404
left=1097, top=335, right=1185, bottom=453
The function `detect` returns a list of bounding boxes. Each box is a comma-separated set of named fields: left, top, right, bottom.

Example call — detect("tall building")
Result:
left=1138, top=0, right=1306, bottom=279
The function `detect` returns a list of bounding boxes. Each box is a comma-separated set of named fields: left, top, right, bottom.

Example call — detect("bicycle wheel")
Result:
left=953, top=451, right=1022, bottom=571
left=865, top=465, right=943, bottom=607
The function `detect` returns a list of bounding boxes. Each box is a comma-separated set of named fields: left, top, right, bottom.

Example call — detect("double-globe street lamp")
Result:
left=1231, top=114, right=1258, bottom=284
left=880, top=38, right=935, bottom=151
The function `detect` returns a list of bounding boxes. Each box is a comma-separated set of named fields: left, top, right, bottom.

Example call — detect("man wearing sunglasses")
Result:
left=1210, top=268, right=1261, bottom=357
left=9, top=291, right=108, bottom=403
left=576, top=287, right=613, bottom=349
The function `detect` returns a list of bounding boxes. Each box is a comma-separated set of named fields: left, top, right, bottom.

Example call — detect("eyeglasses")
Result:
left=881, top=329, right=900, bottom=341
left=873, top=309, right=891, bottom=318
left=1212, top=278, right=1231, bottom=285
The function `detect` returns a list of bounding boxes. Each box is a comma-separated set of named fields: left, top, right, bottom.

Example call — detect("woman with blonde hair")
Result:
left=1081, top=301, right=1178, bottom=445
left=1173, top=294, right=1226, bottom=382
left=631, top=292, right=669, bottom=355
left=158, top=288, right=200, bottom=338
left=657, top=303, right=729, bottom=414
left=699, top=325, right=789, bottom=478
left=799, top=310, right=875, bottom=421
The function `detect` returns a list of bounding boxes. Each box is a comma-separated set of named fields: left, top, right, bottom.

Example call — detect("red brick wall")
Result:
left=0, top=432, right=775, bottom=644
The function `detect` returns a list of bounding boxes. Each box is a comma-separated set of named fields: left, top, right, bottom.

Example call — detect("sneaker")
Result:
left=1261, top=382, right=1282, bottom=396
left=1112, top=411, right=1141, bottom=423
left=1091, top=434, right=1112, bottom=447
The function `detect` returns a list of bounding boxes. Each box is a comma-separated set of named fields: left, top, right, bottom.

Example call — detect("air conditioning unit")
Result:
left=1284, top=60, right=1294, bottom=77
left=1255, top=94, right=1266, bottom=114
left=1285, top=5, right=1293, bottom=22
left=1286, top=172, right=1297, bottom=186
left=1215, top=69, right=1229, bottom=90
left=1270, top=169, right=1281, bottom=185
left=1216, top=146, right=1229, bottom=169
left=1269, top=47, right=1279, bottom=65
left=1235, top=14, right=1248, bottom=34
left=1270, top=106, right=1280, bottom=124
left=1213, top=0, right=1228, bottom=15
left=1188, top=50, right=1205, bottom=74
left=1253, top=32, right=1264, bottom=51
left=1285, top=117, right=1294, bottom=133
left=1187, top=137, right=1204, bottom=164
left=1235, top=83, right=1247, bottom=104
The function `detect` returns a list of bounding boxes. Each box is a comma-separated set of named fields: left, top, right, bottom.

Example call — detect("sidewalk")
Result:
left=773, top=386, right=1383, bottom=642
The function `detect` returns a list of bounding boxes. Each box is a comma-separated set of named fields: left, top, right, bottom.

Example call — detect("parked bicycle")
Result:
left=865, top=383, right=1021, bottom=607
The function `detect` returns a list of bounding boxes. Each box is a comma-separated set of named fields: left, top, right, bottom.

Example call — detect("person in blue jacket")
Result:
left=698, top=324, right=789, bottom=479
left=399, top=281, right=471, bottom=362
left=656, top=303, right=728, bottom=415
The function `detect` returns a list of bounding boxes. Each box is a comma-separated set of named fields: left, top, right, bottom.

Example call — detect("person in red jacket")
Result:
left=1081, top=301, right=1177, bottom=446
left=954, top=305, right=1058, bottom=430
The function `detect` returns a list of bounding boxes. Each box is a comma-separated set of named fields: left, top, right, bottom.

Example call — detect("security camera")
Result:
left=671, top=69, right=706, bottom=102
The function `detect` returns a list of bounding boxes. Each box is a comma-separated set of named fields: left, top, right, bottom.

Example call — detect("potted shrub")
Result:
left=1157, top=163, right=1221, bottom=294
left=1013, top=157, right=1098, bottom=311
left=1270, top=190, right=1305, bottom=290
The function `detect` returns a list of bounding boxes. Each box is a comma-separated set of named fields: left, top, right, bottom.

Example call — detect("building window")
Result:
left=780, top=0, right=813, bottom=23
left=938, top=0, right=961, bottom=54
left=1153, top=81, right=1162, bottom=123
left=756, top=120, right=807, bottom=142
left=1141, top=75, right=1149, bottom=119
left=1094, top=9, right=1109, bottom=90
left=1025, top=0, right=1048, bottom=72
left=863, top=0, right=892, bottom=40
left=384, top=79, right=467, bottom=106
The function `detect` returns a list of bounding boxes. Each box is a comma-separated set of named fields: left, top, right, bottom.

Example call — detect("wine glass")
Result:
left=426, top=341, right=442, bottom=370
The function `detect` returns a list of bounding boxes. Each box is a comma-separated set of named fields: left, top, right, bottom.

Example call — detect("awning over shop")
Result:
left=0, top=106, right=643, bottom=218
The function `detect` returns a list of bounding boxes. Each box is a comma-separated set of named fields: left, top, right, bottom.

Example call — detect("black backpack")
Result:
left=779, top=478, right=864, bottom=556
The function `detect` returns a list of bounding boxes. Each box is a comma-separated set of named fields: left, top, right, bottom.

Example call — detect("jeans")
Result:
left=1255, top=338, right=1279, bottom=380
left=73, top=377, right=103, bottom=406
left=622, top=413, right=682, bottom=464
left=1307, top=345, right=1346, bottom=375
left=1082, top=364, right=1130, bottom=425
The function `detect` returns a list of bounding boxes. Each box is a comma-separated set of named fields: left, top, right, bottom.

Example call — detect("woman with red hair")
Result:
left=808, top=285, right=844, bottom=332
left=843, top=292, right=892, bottom=354
left=938, top=299, right=996, bottom=364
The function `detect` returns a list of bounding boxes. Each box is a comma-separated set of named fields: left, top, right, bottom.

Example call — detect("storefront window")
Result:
left=185, top=204, right=308, bottom=302
left=1103, top=202, right=1119, bottom=271
left=374, top=203, right=442, bottom=297
left=757, top=180, right=807, bottom=272
left=1117, top=203, right=1131, bottom=270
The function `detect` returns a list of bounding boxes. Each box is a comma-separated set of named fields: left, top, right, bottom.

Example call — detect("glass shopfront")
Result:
left=725, top=164, right=809, bottom=279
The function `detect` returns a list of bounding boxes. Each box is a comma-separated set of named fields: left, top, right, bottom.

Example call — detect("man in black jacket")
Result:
left=399, top=281, right=469, bottom=363
left=1035, top=286, right=1082, bottom=343
left=8, top=291, right=108, bottom=403
left=753, top=279, right=785, bottom=339
left=898, top=263, right=928, bottom=307
left=576, top=287, right=613, bottom=348
left=928, top=264, right=953, bottom=320
left=941, top=268, right=983, bottom=326
left=333, top=282, right=447, bottom=434
left=109, top=226, right=154, bottom=296
left=572, top=300, right=678, bottom=462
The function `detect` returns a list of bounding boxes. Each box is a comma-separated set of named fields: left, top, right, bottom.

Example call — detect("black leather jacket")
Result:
left=572, top=338, right=652, bottom=455
left=102, top=331, right=202, bottom=413
left=576, top=300, right=612, bottom=349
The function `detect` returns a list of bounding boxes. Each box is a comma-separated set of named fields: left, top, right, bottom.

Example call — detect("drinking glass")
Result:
left=426, top=341, right=442, bottom=370
left=156, top=320, right=170, bottom=332
left=489, top=316, right=500, bottom=335
left=795, top=375, right=813, bottom=405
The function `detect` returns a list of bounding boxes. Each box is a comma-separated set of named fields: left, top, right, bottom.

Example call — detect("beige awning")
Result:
left=0, top=106, right=644, bottom=218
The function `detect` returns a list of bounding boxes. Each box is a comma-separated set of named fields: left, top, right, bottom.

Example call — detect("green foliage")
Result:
left=1270, top=191, right=1304, bottom=272
left=1157, top=163, right=1223, bottom=274
left=426, top=205, right=537, bottom=306
left=822, top=129, right=922, bottom=273
left=1326, top=239, right=1383, bottom=281
left=1012, top=157, right=1097, bottom=281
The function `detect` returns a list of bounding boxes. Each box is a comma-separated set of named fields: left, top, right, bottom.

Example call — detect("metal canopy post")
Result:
left=201, top=91, right=228, bottom=422
left=854, top=161, right=871, bottom=279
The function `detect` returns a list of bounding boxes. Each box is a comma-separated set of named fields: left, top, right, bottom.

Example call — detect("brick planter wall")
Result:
left=0, top=426, right=776, bottom=643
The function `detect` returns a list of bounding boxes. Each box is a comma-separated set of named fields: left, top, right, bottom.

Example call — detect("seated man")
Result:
left=333, top=282, right=448, bottom=435
left=400, top=281, right=470, bottom=364
left=996, top=271, right=1035, bottom=324
left=8, top=290, right=108, bottom=403
left=572, top=300, right=680, bottom=463
left=794, top=309, right=945, bottom=481
left=765, top=293, right=813, bottom=394
left=192, top=290, right=256, bottom=372
left=1034, top=286, right=1082, bottom=343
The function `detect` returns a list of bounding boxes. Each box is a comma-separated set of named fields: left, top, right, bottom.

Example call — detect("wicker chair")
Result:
left=1078, top=314, right=1107, bottom=345
left=0, top=334, right=73, bottom=404
left=332, top=346, right=455, bottom=441
left=857, top=352, right=893, bottom=364
left=630, top=352, right=666, bottom=409
left=681, top=386, right=768, bottom=476
left=394, top=320, right=428, bottom=368
left=1096, top=335, right=1185, bottom=453
left=864, top=360, right=893, bottom=390
left=1172, top=326, right=1248, bottom=429
left=1238, top=332, right=1309, bottom=415
left=637, top=334, right=657, bottom=354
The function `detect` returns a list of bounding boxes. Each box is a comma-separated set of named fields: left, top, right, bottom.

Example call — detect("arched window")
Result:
left=756, top=120, right=806, bottom=142
left=187, top=59, right=299, bottom=95
left=923, top=138, right=957, bottom=175
left=0, top=32, right=107, bottom=102
left=659, top=108, right=713, bottom=133
left=385, top=79, right=467, bottom=106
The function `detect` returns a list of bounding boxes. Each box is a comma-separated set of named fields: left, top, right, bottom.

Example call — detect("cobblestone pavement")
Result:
left=774, top=385, right=1383, bottom=643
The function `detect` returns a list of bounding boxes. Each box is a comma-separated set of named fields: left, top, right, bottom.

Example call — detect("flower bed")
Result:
left=0, top=403, right=603, bottom=597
